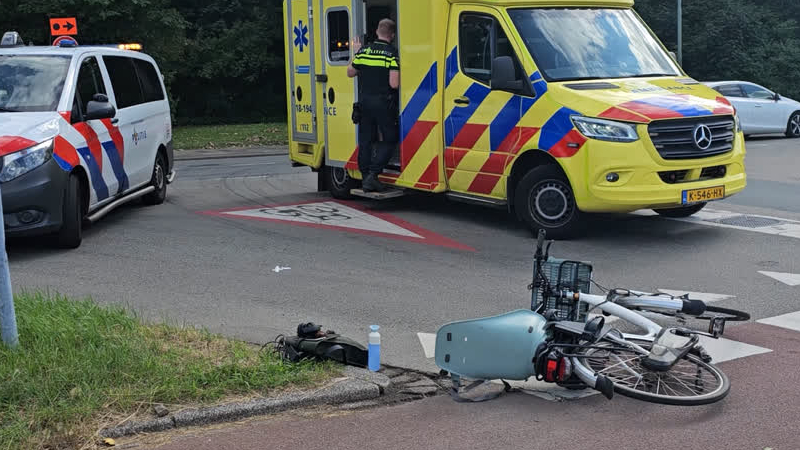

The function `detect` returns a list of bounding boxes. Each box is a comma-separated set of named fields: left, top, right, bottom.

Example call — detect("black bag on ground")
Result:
left=272, top=323, right=369, bottom=368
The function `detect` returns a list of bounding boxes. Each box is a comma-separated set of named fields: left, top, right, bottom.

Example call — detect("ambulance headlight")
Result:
left=571, top=116, right=639, bottom=143
left=0, top=139, right=54, bottom=182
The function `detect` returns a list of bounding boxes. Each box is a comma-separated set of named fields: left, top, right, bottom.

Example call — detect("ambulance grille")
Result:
left=648, top=116, right=735, bottom=160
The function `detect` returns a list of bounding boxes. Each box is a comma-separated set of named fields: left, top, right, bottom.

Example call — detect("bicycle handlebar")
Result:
left=535, top=229, right=546, bottom=258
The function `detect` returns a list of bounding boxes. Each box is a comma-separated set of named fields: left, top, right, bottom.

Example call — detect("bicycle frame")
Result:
left=563, top=291, right=666, bottom=391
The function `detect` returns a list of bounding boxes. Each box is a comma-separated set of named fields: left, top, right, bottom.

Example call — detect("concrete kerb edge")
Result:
left=173, top=146, right=289, bottom=161
left=99, top=370, right=385, bottom=439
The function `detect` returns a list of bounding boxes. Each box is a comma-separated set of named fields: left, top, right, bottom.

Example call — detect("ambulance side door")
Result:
left=443, top=6, right=534, bottom=199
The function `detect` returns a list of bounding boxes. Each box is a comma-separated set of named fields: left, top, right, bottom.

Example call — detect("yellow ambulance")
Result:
left=283, top=0, right=746, bottom=238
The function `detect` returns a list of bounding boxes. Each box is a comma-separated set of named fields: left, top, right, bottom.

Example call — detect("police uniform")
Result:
left=351, top=39, right=399, bottom=182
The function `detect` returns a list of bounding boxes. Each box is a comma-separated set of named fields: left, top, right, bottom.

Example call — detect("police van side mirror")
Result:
left=491, top=56, right=523, bottom=93
left=84, top=94, right=116, bottom=121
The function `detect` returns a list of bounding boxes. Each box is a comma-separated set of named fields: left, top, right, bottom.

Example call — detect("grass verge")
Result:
left=0, top=292, right=338, bottom=450
left=172, top=123, right=288, bottom=150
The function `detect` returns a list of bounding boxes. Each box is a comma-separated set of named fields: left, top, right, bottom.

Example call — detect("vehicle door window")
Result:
left=132, top=58, right=165, bottom=102
left=73, top=56, right=107, bottom=120
left=714, top=84, right=744, bottom=98
left=459, top=14, right=524, bottom=87
left=327, top=9, right=350, bottom=64
left=103, top=56, right=145, bottom=109
left=742, top=84, right=774, bottom=100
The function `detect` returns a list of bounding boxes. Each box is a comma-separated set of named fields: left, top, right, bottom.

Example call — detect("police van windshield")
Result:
left=0, top=55, right=71, bottom=112
left=507, top=8, right=681, bottom=82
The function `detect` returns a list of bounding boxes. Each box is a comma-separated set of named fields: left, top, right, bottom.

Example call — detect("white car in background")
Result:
left=704, top=81, right=800, bottom=139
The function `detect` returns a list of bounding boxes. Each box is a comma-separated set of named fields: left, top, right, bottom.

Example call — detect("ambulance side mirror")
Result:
left=491, top=56, right=523, bottom=93
left=84, top=93, right=116, bottom=121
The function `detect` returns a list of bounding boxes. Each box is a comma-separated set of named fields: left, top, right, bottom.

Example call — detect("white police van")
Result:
left=0, top=32, right=175, bottom=248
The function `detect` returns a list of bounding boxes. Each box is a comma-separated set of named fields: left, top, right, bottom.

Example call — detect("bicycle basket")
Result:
left=531, top=257, right=593, bottom=322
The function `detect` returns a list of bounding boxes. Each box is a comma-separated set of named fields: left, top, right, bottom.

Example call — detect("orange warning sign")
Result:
left=50, top=18, right=78, bottom=36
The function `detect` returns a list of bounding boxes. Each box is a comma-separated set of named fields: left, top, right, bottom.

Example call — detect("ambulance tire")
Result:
left=325, top=165, right=359, bottom=199
left=56, top=174, right=83, bottom=249
left=515, top=165, right=583, bottom=240
left=653, top=203, right=707, bottom=218
left=143, top=152, right=167, bottom=205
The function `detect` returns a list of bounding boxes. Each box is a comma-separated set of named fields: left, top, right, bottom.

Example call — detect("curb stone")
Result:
left=100, top=376, right=381, bottom=439
left=174, top=146, right=288, bottom=161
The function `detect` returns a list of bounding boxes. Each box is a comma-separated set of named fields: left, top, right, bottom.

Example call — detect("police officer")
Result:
left=347, top=19, right=399, bottom=192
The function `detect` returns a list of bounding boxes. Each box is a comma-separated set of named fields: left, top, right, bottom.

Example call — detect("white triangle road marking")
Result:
left=223, top=201, right=423, bottom=238
left=759, top=271, right=800, bottom=287
left=417, top=332, right=437, bottom=359
left=758, top=311, right=800, bottom=333
left=698, top=335, right=772, bottom=363
left=657, top=289, right=735, bottom=303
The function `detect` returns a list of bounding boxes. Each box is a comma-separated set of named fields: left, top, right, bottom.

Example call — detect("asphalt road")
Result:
left=7, top=137, right=799, bottom=373
left=7, top=136, right=799, bottom=449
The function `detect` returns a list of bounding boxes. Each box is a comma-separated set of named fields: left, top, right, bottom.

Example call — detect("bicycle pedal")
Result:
left=709, top=317, right=726, bottom=337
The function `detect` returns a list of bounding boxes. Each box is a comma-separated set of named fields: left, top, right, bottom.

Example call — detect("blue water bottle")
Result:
left=368, top=325, right=381, bottom=372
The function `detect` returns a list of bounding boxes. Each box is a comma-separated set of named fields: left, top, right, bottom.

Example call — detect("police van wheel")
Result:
left=653, top=203, right=707, bottom=218
left=143, top=153, right=167, bottom=205
left=514, top=165, right=583, bottom=239
left=56, top=174, right=83, bottom=249
left=326, top=166, right=358, bottom=199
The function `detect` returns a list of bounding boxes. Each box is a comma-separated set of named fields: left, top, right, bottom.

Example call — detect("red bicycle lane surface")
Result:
left=151, top=321, right=799, bottom=450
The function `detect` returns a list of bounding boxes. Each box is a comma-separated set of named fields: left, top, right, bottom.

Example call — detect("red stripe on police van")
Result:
left=450, top=123, right=488, bottom=149
left=72, top=123, right=104, bottom=172
left=0, top=136, right=36, bottom=157
left=54, top=136, right=80, bottom=168
left=616, top=101, right=683, bottom=120
left=101, top=119, right=126, bottom=164
left=549, top=130, right=587, bottom=158
left=401, top=120, right=437, bottom=168
left=599, top=106, right=651, bottom=123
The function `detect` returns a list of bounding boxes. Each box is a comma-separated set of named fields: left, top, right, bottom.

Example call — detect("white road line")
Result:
left=758, top=311, right=800, bottom=332
left=698, top=335, right=772, bottom=363
left=632, top=208, right=800, bottom=240
left=758, top=271, right=800, bottom=287
left=417, top=332, right=437, bottom=359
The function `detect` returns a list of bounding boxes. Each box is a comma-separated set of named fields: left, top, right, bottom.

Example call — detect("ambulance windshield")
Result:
left=0, top=55, right=71, bottom=112
left=508, top=8, right=681, bottom=82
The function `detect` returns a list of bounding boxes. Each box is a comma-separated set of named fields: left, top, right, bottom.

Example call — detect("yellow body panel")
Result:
left=284, top=0, right=747, bottom=215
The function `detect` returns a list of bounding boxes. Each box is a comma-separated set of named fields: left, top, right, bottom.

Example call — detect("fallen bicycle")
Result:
left=435, top=230, right=750, bottom=406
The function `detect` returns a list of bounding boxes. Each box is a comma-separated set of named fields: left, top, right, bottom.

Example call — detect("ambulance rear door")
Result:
left=287, top=0, right=319, bottom=144
left=317, top=0, right=357, bottom=169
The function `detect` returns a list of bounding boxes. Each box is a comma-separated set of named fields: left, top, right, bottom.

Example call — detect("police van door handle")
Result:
left=316, top=74, right=328, bottom=83
left=111, top=118, right=119, bottom=125
left=454, top=97, right=470, bottom=105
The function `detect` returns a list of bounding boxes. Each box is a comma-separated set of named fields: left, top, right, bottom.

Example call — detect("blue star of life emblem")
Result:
left=293, top=20, right=309, bottom=52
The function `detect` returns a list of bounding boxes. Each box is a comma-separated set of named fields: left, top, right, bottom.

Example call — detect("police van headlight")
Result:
left=571, top=116, right=639, bottom=143
left=0, top=139, right=54, bottom=183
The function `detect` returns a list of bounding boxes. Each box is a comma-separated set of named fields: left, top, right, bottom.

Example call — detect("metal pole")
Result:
left=0, top=186, right=19, bottom=349
left=677, top=0, right=683, bottom=66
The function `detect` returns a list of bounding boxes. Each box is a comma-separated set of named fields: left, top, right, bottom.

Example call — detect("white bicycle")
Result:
left=435, top=230, right=749, bottom=406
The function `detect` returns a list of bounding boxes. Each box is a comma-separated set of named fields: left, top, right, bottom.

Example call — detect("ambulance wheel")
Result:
left=143, top=152, right=167, bottom=205
left=514, top=165, right=583, bottom=240
left=653, top=203, right=707, bottom=218
left=326, top=166, right=359, bottom=199
left=56, top=174, right=83, bottom=249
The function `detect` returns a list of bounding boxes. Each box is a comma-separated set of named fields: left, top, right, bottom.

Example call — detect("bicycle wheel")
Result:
left=574, top=340, right=730, bottom=406
left=697, top=305, right=750, bottom=322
